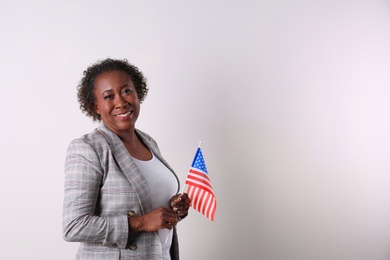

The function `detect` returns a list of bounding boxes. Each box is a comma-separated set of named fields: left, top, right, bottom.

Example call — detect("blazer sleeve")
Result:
left=62, top=138, right=129, bottom=249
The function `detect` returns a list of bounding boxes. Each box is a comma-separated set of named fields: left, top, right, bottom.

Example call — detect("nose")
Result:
left=115, top=96, right=129, bottom=109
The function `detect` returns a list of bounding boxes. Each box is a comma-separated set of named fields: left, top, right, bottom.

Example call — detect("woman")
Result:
left=62, top=58, right=190, bottom=260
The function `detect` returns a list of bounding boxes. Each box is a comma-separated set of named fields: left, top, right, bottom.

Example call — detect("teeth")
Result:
left=117, top=111, right=130, bottom=117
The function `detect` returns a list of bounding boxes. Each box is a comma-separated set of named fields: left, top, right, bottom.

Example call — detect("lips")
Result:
left=115, top=111, right=131, bottom=120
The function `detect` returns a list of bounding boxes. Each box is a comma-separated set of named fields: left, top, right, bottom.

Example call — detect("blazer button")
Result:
left=128, top=211, right=136, bottom=217
left=112, top=243, right=118, bottom=248
left=129, top=244, right=137, bottom=251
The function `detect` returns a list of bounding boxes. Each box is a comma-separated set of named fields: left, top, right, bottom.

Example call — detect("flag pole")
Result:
left=165, top=142, right=203, bottom=244
left=180, top=141, right=201, bottom=195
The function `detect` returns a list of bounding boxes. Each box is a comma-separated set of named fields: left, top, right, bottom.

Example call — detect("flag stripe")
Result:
left=186, top=172, right=214, bottom=192
left=185, top=181, right=214, bottom=196
left=191, top=187, right=199, bottom=209
left=185, top=177, right=213, bottom=192
left=196, top=189, right=204, bottom=211
left=188, top=172, right=211, bottom=185
left=189, top=168, right=207, bottom=175
left=187, top=170, right=212, bottom=187
left=188, top=186, right=195, bottom=207
left=210, top=199, right=216, bottom=220
left=193, top=188, right=199, bottom=210
left=201, top=193, right=210, bottom=216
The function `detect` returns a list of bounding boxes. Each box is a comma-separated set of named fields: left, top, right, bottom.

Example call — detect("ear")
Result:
left=94, top=102, right=100, bottom=115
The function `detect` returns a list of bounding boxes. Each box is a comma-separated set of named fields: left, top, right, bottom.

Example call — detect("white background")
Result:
left=1, top=1, right=390, bottom=259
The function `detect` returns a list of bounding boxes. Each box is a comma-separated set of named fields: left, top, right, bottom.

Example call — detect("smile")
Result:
left=116, top=111, right=131, bottom=119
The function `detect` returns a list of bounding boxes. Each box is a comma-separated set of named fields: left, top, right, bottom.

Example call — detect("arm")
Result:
left=62, top=139, right=128, bottom=248
left=128, top=207, right=180, bottom=233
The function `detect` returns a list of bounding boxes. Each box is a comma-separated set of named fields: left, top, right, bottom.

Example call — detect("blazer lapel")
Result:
left=96, top=123, right=153, bottom=214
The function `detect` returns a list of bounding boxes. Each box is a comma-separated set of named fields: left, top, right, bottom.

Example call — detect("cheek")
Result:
left=94, top=101, right=110, bottom=115
left=127, top=95, right=140, bottom=105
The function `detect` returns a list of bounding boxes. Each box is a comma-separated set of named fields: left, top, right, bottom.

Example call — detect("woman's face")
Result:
left=93, top=70, right=140, bottom=136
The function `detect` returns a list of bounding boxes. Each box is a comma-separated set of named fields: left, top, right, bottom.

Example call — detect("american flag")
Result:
left=185, top=147, right=216, bottom=221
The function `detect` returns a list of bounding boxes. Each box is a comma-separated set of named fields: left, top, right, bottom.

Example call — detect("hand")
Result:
left=169, top=193, right=190, bottom=218
left=129, top=207, right=178, bottom=233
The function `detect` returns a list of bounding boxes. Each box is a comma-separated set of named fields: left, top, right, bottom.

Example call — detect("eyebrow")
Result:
left=101, top=89, right=113, bottom=96
left=101, top=84, right=131, bottom=96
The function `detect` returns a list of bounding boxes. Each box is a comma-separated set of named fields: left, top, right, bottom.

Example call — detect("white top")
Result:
left=131, top=152, right=178, bottom=260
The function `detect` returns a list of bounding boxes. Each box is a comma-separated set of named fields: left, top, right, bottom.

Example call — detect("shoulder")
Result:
left=67, top=128, right=109, bottom=155
left=135, top=129, right=159, bottom=148
left=135, top=128, right=153, bottom=141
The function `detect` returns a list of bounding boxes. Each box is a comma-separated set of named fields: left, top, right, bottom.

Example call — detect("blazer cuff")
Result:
left=103, top=215, right=129, bottom=249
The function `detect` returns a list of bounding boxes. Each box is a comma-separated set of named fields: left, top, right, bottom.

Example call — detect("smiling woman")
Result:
left=62, top=58, right=191, bottom=260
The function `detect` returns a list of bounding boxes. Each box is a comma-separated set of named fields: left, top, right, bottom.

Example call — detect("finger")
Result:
left=175, top=203, right=189, bottom=211
left=176, top=204, right=186, bottom=211
left=168, top=211, right=179, bottom=221
left=164, top=208, right=179, bottom=217
left=165, top=218, right=178, bottom=228
left=174, top=201, right=183, bottom=208
left=179, top=193, right=189, bottom=200
left=176, top=197, right=190, bottom=206
left=165, top=221, right=173, bottom=230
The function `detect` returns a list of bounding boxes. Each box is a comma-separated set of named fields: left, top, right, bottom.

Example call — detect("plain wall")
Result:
left=1, top=1, right=390, bottom=259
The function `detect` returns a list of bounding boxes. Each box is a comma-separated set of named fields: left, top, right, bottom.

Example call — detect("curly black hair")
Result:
left=77, top=58, right=148, bottom=121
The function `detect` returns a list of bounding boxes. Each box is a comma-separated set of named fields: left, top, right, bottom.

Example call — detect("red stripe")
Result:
left=189, top=169, right=210, bottom=180
left=186, top=174, right=212, bottom=189
left=201, top=193, right=210, bottom=216
left=209, top=199, right=216, bottom=221
left=185, top=178, right=213, bottom=191
left=188, top=170, right=211, bottom=185
left=185, top=167, right=216, bottom=221
left=197, top=190, right=205, bottom=212
left=188, top=186, right=194, bottom=207
left=187, top=185, right=216, bottom=221
left=187, top=172, right=210, bottom=183
left=186, top=182, right=214, bottom=196
left=192, top=187, right=200, bottom=209
left=185, top=180, right=213, bottom=195
left=188, top=186, right=195, bottom=207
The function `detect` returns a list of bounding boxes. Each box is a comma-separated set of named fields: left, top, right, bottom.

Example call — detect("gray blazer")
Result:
left=63, top=123, right=181, bottom=260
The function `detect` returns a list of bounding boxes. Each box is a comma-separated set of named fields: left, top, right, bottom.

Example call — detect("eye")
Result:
left=122, top=87, right=134, bottom=95
left=104, top=94, right=114, bottom=100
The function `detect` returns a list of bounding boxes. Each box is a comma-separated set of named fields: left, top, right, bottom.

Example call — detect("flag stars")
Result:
left=194, top=152, right=208, bottom=173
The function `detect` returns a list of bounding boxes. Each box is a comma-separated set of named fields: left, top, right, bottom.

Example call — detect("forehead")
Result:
left=94, top=70, right=134, bottom=91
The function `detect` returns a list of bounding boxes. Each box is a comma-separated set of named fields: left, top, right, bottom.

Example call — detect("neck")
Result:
left=117, top=129, right=138, bottom=146
left=120, top=130, right=152, bottom=160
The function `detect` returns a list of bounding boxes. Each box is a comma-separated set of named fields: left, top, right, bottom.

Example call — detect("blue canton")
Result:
left=192, top=148, right=208, bottom=174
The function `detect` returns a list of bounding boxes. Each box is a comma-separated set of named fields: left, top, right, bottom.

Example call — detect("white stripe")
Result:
left=186, top=181, right=212, bottom=192
left=190, top=167, right=207, bottom=175
left=199, top=192, right=208, bottom=215
left=193, top=187, right=200, bottom=211
left=196, top=189, right=204, bottom=211
left=186, top=178, right=213, bottom=190
left=188, top=186, right=195, bottom=203
left=203, top=194, right=212, bottom=217
left=188, top=171, right=211, bottom=184
left=207, top=198, right=216, bottom=220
